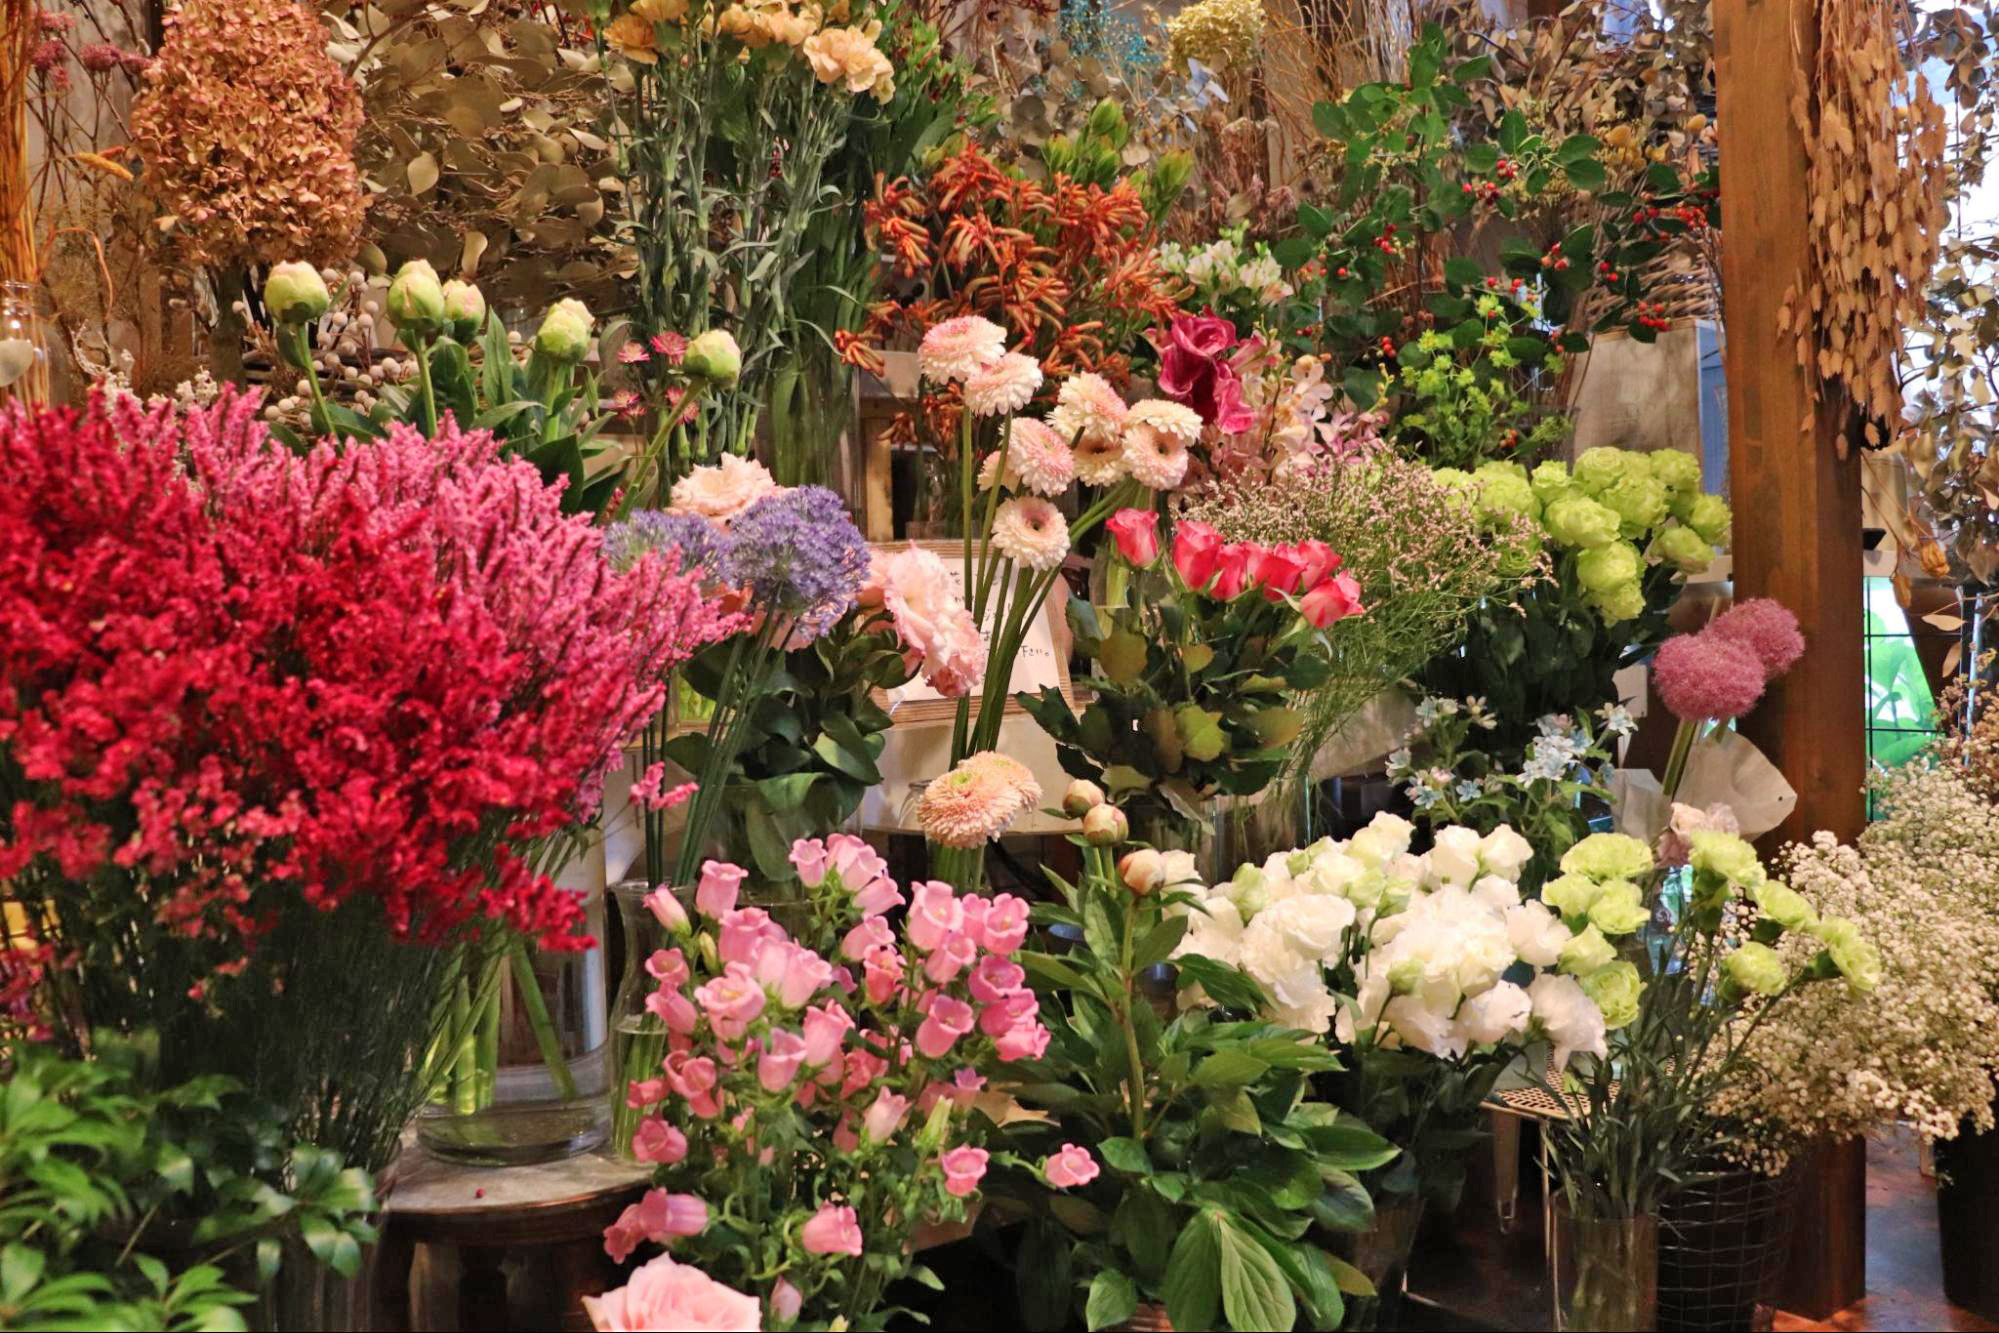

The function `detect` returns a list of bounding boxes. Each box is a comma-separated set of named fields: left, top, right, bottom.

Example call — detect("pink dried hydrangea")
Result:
left=1708, top=598, right=1805, bottom=680
left=1653, top=630, right=1767, bottom=723
left=917, top=752, right=1042, bottom=849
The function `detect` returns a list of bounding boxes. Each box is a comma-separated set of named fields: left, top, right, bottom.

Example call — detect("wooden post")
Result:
left=1713, top=0, right=1868, bottom=1318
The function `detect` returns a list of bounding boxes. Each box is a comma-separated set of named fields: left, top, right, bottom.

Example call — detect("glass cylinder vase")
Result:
left=416, top=856, right=611, bottom=1165
left=0, top=280, right=51, bottom=405
left=1555, top=1207, right=1659, bottom=1332
left=607, top=877, right=679, bottom=1158
left=1326, top=1194, right=1426, bottom=1331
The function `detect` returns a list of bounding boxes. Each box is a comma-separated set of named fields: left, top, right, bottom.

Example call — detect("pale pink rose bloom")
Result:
left=800, top=1202, right=866, bottom=1256
left=978, top=894, right=1031, bottom=955
left=695, top=860, right=748, bottom=919
left=840, top=915, right=895, bottom=962
left=940, top=1145, right=991, bottom=1198
left=631, top=1117, right=688, bottom=1166
left=584, top=1252, right=761, bottom=1332
left=862, top=1089, right=911, bottom=1143
left=1042, top=1143, right=1101, bottom=1189
left=668, top=453, right=777, bottom=524
left=915, top=994, right=976, bottom=1058
left=801, top=1002, right=853, bottom=1065
left=758, top=1029, right=809, bottom=1092
left=922, top=931, right=978, bottom=985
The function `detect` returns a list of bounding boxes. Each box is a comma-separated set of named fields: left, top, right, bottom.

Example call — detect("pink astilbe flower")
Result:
left=1653, top=630, right=1767, bottom=723
left=917, top=753, right=1042, bottom=849
left=1707, top=598, right=1806, bottom=680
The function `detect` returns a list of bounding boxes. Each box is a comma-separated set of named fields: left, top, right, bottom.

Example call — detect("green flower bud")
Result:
left=1085, top=96, right=1127, bottom=143
left=684, top=328, right=742, bottom=385
left=442, top=280, right=487, bottom=340
left=1543, top=493, right=1622, bottom=549
left=264, top=261, right=330, bottom=325
left=1558, top=924, right=1618, bottom=976
left=1723, top=941, right=1788, bottom=996
left=1559, top=832, right=1655, bottom=883
left=385, top=259, right=446, bottom=335
left=1652, top=524, right=1715, bottom=574
left=1576, top=540, right=1642, bottom=594
left=535, top=298, right=595, bottom=362
left=1579, top=960, right=1643, bottom=1028
left=1586, top=880, right=1651, bottom=936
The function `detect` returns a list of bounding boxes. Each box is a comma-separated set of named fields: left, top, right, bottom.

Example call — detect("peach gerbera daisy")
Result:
left=918, top=752, right=1042, bottom=849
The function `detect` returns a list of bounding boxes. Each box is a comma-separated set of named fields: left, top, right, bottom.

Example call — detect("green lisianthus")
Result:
left=1558, top=924, right=1618, bottom=976
left=1541, top=873, right=1603, bottom=923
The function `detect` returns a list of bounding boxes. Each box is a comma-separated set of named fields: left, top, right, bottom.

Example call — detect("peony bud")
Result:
left=535, top=297, right=595, bottom=362
left=1082, top=804, right=1128, bottom=846
left=264, top=261, right=330, bottom=325
left=385, top=259, right=446, bottom=335
left=683, top=328, right=742, bottom=385
left=1061, top=779, right=1106, bottom=817
left=442, top=279, right=486, bottom=340
left=1118, top=848, right=1165, bottom=896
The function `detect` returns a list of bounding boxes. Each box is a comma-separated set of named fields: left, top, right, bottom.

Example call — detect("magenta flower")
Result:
left=1654, top=630, right=1767, bottom=722
left=1707, top=598, right=1806, bottom=680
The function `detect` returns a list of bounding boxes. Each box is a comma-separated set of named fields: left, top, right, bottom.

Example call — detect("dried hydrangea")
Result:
left=132, top=0, right=366, bottom=268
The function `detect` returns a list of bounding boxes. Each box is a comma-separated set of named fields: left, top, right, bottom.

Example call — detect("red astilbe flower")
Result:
left=0, top=392, right=740, bottom=965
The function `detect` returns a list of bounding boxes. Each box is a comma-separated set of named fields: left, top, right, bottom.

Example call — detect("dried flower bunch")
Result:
left=1777, top=0, right=1951, bottom=455
left=131, top=0, right=365, bottom=269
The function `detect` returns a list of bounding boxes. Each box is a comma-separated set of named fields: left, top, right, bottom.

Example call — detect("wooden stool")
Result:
left=371, top=1146, right=652, bottom=1332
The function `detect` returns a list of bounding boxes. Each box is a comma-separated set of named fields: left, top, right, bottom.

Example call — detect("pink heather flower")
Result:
left=995, top=1018, right=1051, bottom=1061
left=1042, top=1144, right=1101, bottom=1189
left=917, top=754, right=1041, bottom=851
left=1708, top=598, right=1805, bottom=680
left=1653, top=630, right=1767, bottom=722
left=963, top=352, right=1044, bottom=416
left=870, top=544, right=985, bottom=699
left=905, top=880, right=963, bottom=949
left=758, top=1028, right=809, bottom=1092
left=801, top=1002, right=853, bottom=1065
left=718, top=907, right=785, bottom=967
left=632, top=1117, right=689, bottom=1165
left=643, top=887, right=690, bottom=934
left=978, top=893, right=1031, bottom=954
left=990, top=495, right=1070, bottom=572
left=694, top=963, right=766, bottom=1041
left=800, top=1203, right=865, bottom=1256
left=1050, top=373, right=1129, bottom=452
left=771, top=1278, right=804, bottom=1323
left=669, top=454, right=777, bottom=525
left=695, top=860, right=747, bottom=918
left=841, top=915, right=895, bottom=961
left=918, top=315, right=1007, bottom=383
left=979, top=989, right=1038, bottom=1036
left=968, top=955, right=1026, bottom=1004
left=861, top=1088, right=911, bottom=1143
left=915, top=993, right=976, bottom=1058
left=922, top=931, right=978, bottom=984
left=940, top=1145, right=991, bottom=1198
left=1007, top=417, right=1076, bottom=496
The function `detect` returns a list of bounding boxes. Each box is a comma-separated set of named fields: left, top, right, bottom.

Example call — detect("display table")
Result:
left=372, top=1145, right=651, bottom=1332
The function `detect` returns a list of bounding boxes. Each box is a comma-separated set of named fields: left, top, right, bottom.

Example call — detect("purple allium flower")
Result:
left=722, top=486, right=868, bottom=641
left=603, top=510, right=725, bottom=576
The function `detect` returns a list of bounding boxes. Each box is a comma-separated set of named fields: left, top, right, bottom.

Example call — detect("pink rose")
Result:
left=800, top=1203, right=864, bottom=1257
left=939, top=1145, right=990, bottom=1198
left=861, top=1088, right=910, bottom=1144
left=694, top=963, right=766, bottom=1041
left=631, top=1117, right=688, bottom=1166
left=1300, top=571, right=1365, bottom=628
left=718, top=908, right=784, bottom=967
left=668, top=453, right=777, bottom=524
left=758, top=1028, right=808, bottom=1092
left=695, top=860, right=748, bottom=919
left=1170, top=311, right=1236, bottom=359
left=968, top=955, right=1026, bottom=1004
left=906, top=880, right=963, bottom=952
left=915, top=994, right=976, bottom=1059
left=1249, top=544, right=1307, bottom=599
left=771, top=1277, right=803, bottom=1323
left=644, top=887, right=690, bottom=934
left=584, top=1253, right=761, bottom=1332
left=1292, top=539, right=1342, bottom=587
left=1210, top=543, right=1257, bottom=601
left=1042, top=1143, right=1101, bottom=1189
left=862, top=946, right=904, bottom=1005
left=789, top=837, right=831, bottom=887
left=978, top=894, right=1030, bottom=955
left=995, top=1018, right=1051, bottom=1062
left=801, top=1002, right=853, bottom=1065
left=1172, top=520, right=1224, bottom=590
left=922, top=932, right=978, bottom=985
left=1107, top=508, right=1161, bottom=566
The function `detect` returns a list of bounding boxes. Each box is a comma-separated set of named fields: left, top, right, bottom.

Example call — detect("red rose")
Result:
left=1211, top=543, right=1257, bottom=600
left=1250, top=545, right=1307, bottom=599
left=1292, top=540, right=1342, bottom=587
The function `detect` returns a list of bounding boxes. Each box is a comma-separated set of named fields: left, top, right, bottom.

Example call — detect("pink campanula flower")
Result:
left=968, top=955, right=1026, bottom=1005
left=840, top=915, right=895, bottom=962
left=978, top=989, right=1038, bottom=1036
left=940, top=1145, right=990, bottom=1198
left=922, top=931, right=978, bottom=984
left=800, top=1203, right=864, bottom=1256
left=995, top=1019, right=1051, bottom=1062
left=915, top=994, right=976, bottom=1059
left=1042, top=1144, right=1100, bottom=1189
left=602, top=1188, right=709, bottom=1262
left=643, top=887, right=690, bottom=934
left=789, top=836, right=832, bottom=887
left=631, top=1117, right=688, bottom=1165
left=801, top=1002, right=853, bottom=1066
left=645, top=987, right=700, bottom=1035
left=694, top=962, right=766, bottom=1041
left=664, top=1050, right=722, bottom=1118
left=833, top=1114, right=860, bottom=1153
left=862, top=1089, right=910, bottom=1143
left=758, top=1029, right=808, bottom=1092
left=840, top=1047, right=888, bottom=1100
left=753, top=938, right=834, bottom=1010
left=626, top=1076, right=666, bottom=1109
left=906, top=880, right=963, bottom=951
left=957, top=894, right=991, bottom=942
left=771, top=1277, right=804, bottom=1323
left=862, top=946, right=904, bottom=1004
left=645, top=947, right=690, bottom=988
left=826, top=832, right=890, bottom=889
left=695, top=859, right=747, bottom=918
left=978, top=894, right=1030, bottom=954
left=951, top=1068, right=986, bottom=1108
left=718, top=907, right=784, bottom=967
left=851, top=874, right=904, bottom=917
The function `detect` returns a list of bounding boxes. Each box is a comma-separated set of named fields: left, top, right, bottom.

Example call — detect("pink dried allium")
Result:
left=1707, top=598, right=1806, bottom=681
left=131, top=0, right=366, bottom=267
left=918, top=753, right=1041, bottom=849
left=1653, top=630, right=1767, bottom=723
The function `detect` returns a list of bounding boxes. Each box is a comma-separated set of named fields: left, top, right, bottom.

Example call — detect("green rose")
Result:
left=1652, top=524, right=1715, bottom=574
left=1751, top=879, right=1818, bottom=932
left=1432, top=467, right=1475, bottom=508
left=1594, top=471, right=1671, bottom=537
left=385, top=259, right=446, bottom=335
left=442, top=280, right=487, bottom=340
left=1571, top=446, right=1639, bottom=496
left=1530, top=459, right=1574, bottom=510
left=1576, top=541, right=1642, bottom=593
left=1559, top=924, right=1619, bottom=976
left=1723, top=941, right=1788, bottom=996
left=1541, top=873, right=1603, bottom=923
left=1592, top=579, right=1647, bottom=624
left=264, top=261, right=330, bottom=325
left=535, top=298, right=595, bottom=362
left=1648, top=448, right=1702, bottom=500
left=1579, top=960, right=1643, bottom=1029
left=684, top=328, right=743, bottom=385
left=1473, top=465, right=1540, bottom=525
left=1813, top=917, right=1884, bottom=993
left=1559, top=832, right=1655, bottom=883
left=1586, top=880, right=1651, bottom=936
left=1543, top=493, right=1622, bottom=549
left=1680, top=492, right=1733, bottom=546
left=1688, top=830, right=1764, bottom=886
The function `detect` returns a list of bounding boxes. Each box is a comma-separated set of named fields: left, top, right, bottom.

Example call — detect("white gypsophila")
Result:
left=1456, top=980, right=1534, bottom=1045
left=1425, top=825, right=1483, bottom=887
left=1479, top=825, right=1535, bottom=880
left=1504, top=900, right=1573, bottom=967
left=1528, top=972, right=1608, bottom=1068
left=1707, top=760, right=1999, bottom=1174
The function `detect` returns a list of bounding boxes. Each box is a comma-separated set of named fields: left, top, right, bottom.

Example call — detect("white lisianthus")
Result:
left=1470, top=874, right=1522, bottom=912
left=1478, top=825, right=1535, bottom=880
left=1173, top=893, right=1246, bottom=968
left=1529, top=973, right=1609, bottom=1067
left=1504, top=900, right=1572, bottom=967
left=1383, top=996, right=1468, bottom=1059
left=1349, top=812, right=1414, bottom=866
left=1456, top=980, right=1533, bottom=1045
left=1238, top=924, right=1311, bottom=991
left=1269, top=978, right=1341, bottom=1035
left=1250, top=894, right=1356, bottom=961
left=1426, top=826, right=1484, bottom=887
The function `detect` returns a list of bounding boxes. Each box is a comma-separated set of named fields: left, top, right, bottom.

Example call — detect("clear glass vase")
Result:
left=0, top=281, right=51, bottom=405
left=1326, top=1195, right=1426, bottom=1331
left=416, top=862, right=611, bottom=1165
left=607, top=877, right=679, bottom=1158
left=1555, top=1207, right=1660, bottom=1332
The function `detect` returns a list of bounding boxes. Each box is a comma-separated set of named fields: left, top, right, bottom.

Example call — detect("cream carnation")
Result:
left=919, top=316, right=1006, bottom=383
left=991, top=496, right=1070, bottom=572
left=918, top=752, right=1040, bottom=848
left=963, top=352, right=1044, bottom=417
left=669, top=454, right=777, bottom=524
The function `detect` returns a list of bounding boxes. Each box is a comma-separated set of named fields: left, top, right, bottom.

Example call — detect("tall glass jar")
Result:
left=417, top=856, right=611, bottom=1165
left=1555, top=1206, right=1660, bottom=1331
left=0, top=281, right=51, bottom=405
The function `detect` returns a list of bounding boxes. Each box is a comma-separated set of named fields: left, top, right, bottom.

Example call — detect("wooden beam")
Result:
left=1713, top=0, right=1868, bottom=1318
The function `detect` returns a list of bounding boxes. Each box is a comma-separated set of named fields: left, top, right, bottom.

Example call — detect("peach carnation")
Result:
left=803, top=22, right=895, bottom=95
left=991, top=496, right=1070, bottom=572
left=919, top=316, right=1007, bottom=384
left=919, top=752, right=1042, bottom=849
left=669, top=454, right=777, bottom=524
left=963, top=352, right=1044, bottom=417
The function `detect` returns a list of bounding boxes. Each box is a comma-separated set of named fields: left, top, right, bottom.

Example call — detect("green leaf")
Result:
left=1311, top=100, right=1345, bottom=138
left=1216, top=1213, right=1296, bottom=1332
left=1161, top=1211, right=1223, bottom=1331
left=1305, top=1120, right=1401, bottom=1173
left=1081, top=892, right=1121, bottom=963
left=1556, top=133, right=1601, bottom=165
left=1, top=1244, right=46, bottom=1301
left=1564, top=157, right=1608, bottom=192
left=1132, top=915, right=1189, bottom=970
left=1325, top=1253, right=1379, bottom=1297
left=1342, top=365, right=1380, bottom=409
left=811, top=731, right=881, bottom=785
left=1086, top=1270, right=1138, bottom=1331
left=1312, top=1169, right=1375, bottom=1232
left=1173, top=954, right=1267, bottom=1012
left=1192, top=1049, right=1270, bottom=1089
left=299, top=1215, right=362, bottom=1279
left=1442, top=257, right=1484, bottom=288
left=1098, top=1136, right=1151, bottom=1175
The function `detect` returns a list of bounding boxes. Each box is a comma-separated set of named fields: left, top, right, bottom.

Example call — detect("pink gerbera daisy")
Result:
left=919, top=316, right=1008, bottom=383
left=990, top=496, right=1070, bottom=572
left=963, top=352, right=1043, bottom=416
